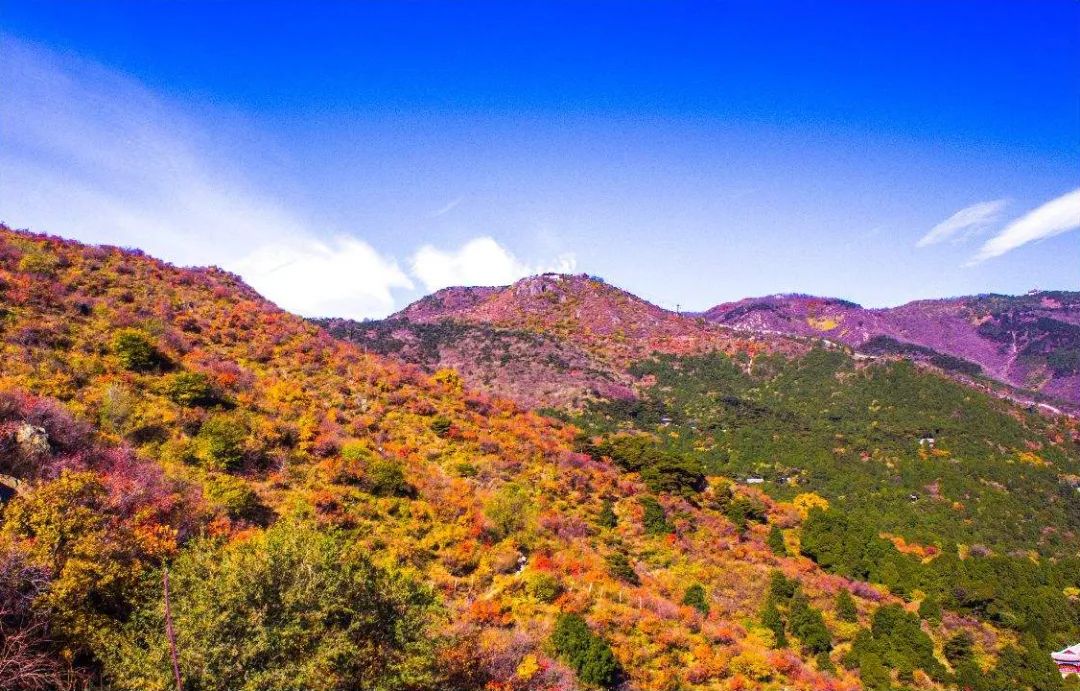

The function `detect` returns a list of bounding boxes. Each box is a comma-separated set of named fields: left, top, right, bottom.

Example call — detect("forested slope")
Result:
left=0, top=226, right=1071, bottom=690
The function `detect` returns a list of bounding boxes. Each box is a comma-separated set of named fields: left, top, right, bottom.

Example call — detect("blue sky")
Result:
left=1, top=1, right=1078, bottom=317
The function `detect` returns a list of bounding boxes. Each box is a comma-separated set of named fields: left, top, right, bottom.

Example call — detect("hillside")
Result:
left=565, top=346, right=1080, bottom=553
left=704, top=292, right=1080, bottom=407
left=556, top=346, right=1080, bottom=690
left=4, top=225, right=1058, bottom=691
left=2, top=227, right=1080, bottom=691
left=315, top=318, right=634, bottom=410
left=343, top=277, right=1080, bottom=557
left=336, top=272, right=1080, bottom=689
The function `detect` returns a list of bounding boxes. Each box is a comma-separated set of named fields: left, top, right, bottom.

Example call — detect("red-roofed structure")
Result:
left=1053, top=644, right=1080, bottom=677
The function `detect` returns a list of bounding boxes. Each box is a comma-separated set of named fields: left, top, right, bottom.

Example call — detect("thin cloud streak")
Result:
left=430, top=196, right=465, bottom=218
left=967, top=187, right=1080, bottom=265
left=0, top=35, right=301, bottom=266
left=917, top=199, right=1006, bottom=247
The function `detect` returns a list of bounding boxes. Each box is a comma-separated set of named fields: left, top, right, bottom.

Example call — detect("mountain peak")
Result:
left=396, top=273, right=638, bottom=321
left=394, top=273, right=800, bottom=367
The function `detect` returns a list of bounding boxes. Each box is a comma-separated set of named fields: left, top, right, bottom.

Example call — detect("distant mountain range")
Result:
left=394, top=274, right=799, bottom=365
left=705, top=291, right=1080, bottom=407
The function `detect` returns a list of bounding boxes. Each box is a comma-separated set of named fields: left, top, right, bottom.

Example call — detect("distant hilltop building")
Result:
left=1052, top=644, right=1080, bottom=677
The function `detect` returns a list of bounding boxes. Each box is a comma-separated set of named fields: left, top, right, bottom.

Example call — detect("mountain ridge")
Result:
left=380, top=274, right=1078, bottom=410
left=394, top=273, right=806, bottom=367
left=326, top=274, right=818, bottom=410
left=704, top=290, right=1080, bottom=406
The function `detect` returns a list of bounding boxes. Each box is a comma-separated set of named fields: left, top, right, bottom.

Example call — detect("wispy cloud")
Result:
left=411, top=236, right=576, bottom=292
left=967, top=187, right=1080, bottom=265
left=917, top=199, right=1007, bottom=247
left=430, top=196, right=465, bottom=218
left=0, top=35, right=417, bottom=318
left=0, top=37, right=584, bottom=315
left=1, top=35, right=293, bottom=264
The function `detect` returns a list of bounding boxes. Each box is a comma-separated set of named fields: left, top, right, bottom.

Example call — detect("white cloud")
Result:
left=967, top=187, right=1080, bottom=264
left=230, top=236, right=413, bottom=317
left=411, top=236, right=577, bottom=292
left=0, top=35, right=413, bottom=318
left=917, top=199, right=1007, bottom=247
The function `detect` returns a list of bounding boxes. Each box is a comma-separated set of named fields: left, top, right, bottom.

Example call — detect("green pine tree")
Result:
left=761, top=597, right=787, bottom=648
left=836, top=589, right=858, bottom=623
left=597, top=499, right=618, bottom=529
left=551, top=613, right=621, bottom=689
left=789, top=592, right=832, bottom=655
left=767, top=524, right=787, bottom=556
left=682, top=583, right=709, bottom=615
left=918, top=594, right=942, bottom=623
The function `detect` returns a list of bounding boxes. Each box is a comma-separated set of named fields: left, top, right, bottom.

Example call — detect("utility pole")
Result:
left=164, top=566, right=183, bottom=691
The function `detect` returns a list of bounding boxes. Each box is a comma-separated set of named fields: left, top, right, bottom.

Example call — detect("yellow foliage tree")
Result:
left=792, top=492, right=830, bottom=519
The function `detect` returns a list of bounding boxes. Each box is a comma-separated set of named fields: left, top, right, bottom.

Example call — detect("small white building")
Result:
left=1052, top=643, right=1080, bottom=677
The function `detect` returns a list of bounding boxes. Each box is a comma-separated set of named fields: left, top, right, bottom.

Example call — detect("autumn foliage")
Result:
left=0, top=226, right=1024, bottom=690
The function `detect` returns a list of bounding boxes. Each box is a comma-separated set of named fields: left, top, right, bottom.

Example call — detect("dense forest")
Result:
left=572, top=350, right=1080, bottom=555
left=560, top=349, right=1080, bottom=687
